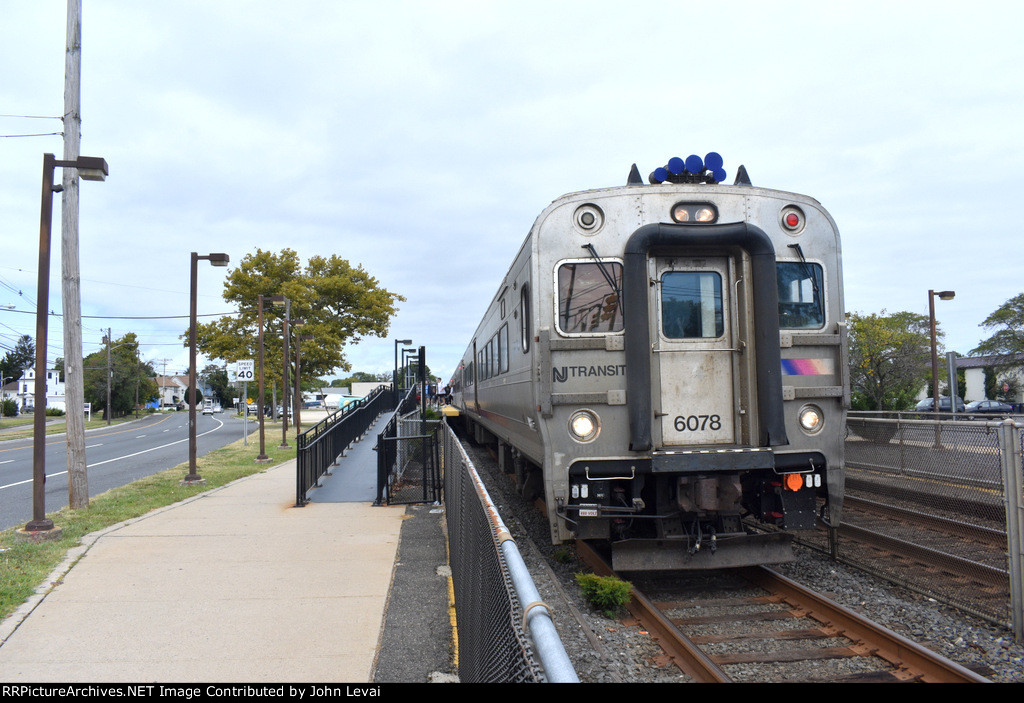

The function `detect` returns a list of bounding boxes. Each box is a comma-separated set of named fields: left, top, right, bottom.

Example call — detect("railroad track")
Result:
left=575, top=540, right=990, bottom=683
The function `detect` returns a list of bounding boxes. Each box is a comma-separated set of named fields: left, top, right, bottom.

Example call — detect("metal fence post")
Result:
left=999, top=419, right=1024, bottom=641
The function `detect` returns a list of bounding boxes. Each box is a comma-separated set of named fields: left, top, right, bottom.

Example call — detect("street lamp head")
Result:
left=207, top=253, right=229, bottom=267
left=937, top=290, right=955, bottom=301
left=397, top=339, right=412, bottom=344
left=74, top=156, right=108, bottom=182
left=267, top=295, right=287, bottom=307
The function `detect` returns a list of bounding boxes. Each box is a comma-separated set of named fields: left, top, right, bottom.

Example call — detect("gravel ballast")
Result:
left=460, top=440, right=1024, bottom=683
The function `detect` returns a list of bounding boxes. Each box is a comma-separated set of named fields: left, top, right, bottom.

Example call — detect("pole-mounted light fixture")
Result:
left=22, top=154, right=108, bottom=539
left=185, top=252, right=230, bottom=484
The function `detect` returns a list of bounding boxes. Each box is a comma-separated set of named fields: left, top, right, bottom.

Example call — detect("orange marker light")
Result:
left=783, top=473, right=804, bottom=492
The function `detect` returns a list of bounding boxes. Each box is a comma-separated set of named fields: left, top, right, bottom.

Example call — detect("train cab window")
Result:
left=660, top=271, right=724, bottom=338
left=520, top=283, right=531, bottom=352
left=777, top=262, right=824, bottom=329
left=556, top=261, right=623, bottom=335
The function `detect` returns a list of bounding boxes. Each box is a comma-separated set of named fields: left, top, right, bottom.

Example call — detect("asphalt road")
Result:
left=0, top=411, right=259, bottom=531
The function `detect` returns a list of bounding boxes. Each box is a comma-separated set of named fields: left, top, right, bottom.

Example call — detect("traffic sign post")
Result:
left=237, top=360, right=254, bottom=444
left=236, top=360, right=255, bottom=382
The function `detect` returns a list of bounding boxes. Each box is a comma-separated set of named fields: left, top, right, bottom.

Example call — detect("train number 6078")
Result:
left=673, top=414, right=722, bottom=432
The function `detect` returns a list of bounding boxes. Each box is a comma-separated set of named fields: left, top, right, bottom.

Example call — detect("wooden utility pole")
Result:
left=62, top=0, right=89, bottom=508
left=105, top=328, right=112, bottom=424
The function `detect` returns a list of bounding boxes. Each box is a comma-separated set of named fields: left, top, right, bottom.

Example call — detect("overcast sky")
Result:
left=1, top=1, right=1021, bottom=389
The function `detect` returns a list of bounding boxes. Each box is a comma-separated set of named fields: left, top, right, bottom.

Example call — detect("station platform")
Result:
left=0, top=412, right=455, bottom=683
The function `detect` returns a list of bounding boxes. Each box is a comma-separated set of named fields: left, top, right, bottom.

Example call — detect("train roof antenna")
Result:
left=733, top=164, right=752, bottom=186
left=627, top=163, right=643, bottom=185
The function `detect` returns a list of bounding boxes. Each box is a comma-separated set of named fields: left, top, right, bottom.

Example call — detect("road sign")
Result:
left=236, top=360, right=255, bottom=382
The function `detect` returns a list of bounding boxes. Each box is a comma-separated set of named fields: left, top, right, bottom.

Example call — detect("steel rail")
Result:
left=740, top=566, right=991, bottom=683
left=845, top=495, right=1007, bottom=547
left=837, top=522, right=1008, bottom=588
left=575, top=540, right=732, bottom=682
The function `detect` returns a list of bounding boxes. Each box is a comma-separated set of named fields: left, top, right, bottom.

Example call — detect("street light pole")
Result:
left=394, top=338, right=412, bottom=404
left=294, top=331, right=313, bottom=435
left=279, top=298, right=291, bottom=449
left=185, top=252, right=229, bottom=485
left=929, top=289, right=955, bottom=450
left=22, top=153, right=107, bottom=538
left=256, top=295, right=269, bottom=462
left=929, top=289, right=956, bottom=412
left=256, top=294, right=285, bottom=462
left=402, top=348, right=417, bottom=390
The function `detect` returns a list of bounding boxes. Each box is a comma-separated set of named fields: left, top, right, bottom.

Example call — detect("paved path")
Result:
left=0, top=457, right=407, bottom=682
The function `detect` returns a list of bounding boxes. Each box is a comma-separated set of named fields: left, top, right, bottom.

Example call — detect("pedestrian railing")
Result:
left=440, top=420, right=578, bottom=683
left=373, top=388, right=430, bottom=505
left=295, top=385, right=395, bottom=507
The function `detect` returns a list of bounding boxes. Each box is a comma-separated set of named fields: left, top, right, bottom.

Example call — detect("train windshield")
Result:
left=777, top=262, right=824, bottom=329
left=557, top=261, right=623, bottom=334
left=660, top=271, right=724, bottom=338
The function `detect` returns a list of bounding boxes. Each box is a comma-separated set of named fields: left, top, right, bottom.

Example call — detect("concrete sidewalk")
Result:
left=0, top=458, right=408, bottom=682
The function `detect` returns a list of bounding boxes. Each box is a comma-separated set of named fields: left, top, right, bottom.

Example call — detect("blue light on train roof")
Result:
left=646, top=152, right=727, bottom=184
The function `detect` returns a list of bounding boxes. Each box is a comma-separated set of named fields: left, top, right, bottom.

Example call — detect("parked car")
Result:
left=964, top=400, right=1014, bottom=418
left=914, top=396, right=966, bottom=413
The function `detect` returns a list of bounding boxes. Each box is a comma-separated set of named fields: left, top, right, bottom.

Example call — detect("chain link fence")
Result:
left=830, top=413, right=1024, bottom=635
left=440, top=421, right=578, bottom=683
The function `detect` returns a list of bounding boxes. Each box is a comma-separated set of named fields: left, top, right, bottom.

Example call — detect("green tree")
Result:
left=983, top=366, right=1019, bottom=402
left=0, top=335, right=35, bottom=382
left=199, top=364, right=231, bottom=405
left=973, top=293, right=1024, bottom=361
left=333, top=371, right=381, bottom=388
left=192, top=249, right=404, bottom=398
left=848, top=311, right=934, bottom=411
left=83, top=333, right=159, bottom=418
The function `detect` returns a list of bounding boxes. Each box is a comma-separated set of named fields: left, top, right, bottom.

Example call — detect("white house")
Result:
left=155, top=375, right=190, bottom=408
left=959, top=354, right=1024, bottom=404
left=18, top=367, right=66, bottom=412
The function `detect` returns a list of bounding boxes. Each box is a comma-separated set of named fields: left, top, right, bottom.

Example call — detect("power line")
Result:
left=0, top=308, right=236, bottom=320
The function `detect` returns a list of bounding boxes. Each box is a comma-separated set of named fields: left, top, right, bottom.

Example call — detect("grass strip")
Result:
left=0, top=428, right=289, bottom=624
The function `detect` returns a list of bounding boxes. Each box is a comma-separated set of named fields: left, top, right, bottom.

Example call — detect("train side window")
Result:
left=777, top=262, right=824, bottom=329
left=660, top=271, right=724, bottom=338
left=556, top=261, right=623, bottom=335
left=520, top=283, right=531, bottom=352
left=498, top=324, right=508, bottom=373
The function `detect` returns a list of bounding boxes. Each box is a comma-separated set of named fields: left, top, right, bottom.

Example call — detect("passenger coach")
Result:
left=453, top=155, right=847, bottom=570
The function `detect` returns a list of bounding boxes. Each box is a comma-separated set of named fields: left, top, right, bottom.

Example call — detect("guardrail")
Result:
left=440, top=420, right=578, bottom=683
left=827, top=412, right=1024, bottom=639
left=295, top=385, right=395, bottom=507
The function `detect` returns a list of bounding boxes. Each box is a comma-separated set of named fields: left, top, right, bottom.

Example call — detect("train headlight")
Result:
left=574, top=204, right=604, bottom=234
left=671, top=202, right=718, bottom=224
left=798, top=404, right=824, bottom=434
left=568, top=409, right=601, bottom=443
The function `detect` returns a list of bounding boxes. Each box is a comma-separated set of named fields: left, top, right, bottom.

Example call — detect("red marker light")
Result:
left=781, top=206, right=805, bottom=232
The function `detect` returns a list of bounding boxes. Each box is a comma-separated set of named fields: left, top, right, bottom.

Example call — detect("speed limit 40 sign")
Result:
left=236, top=360, right=255, bottom=381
